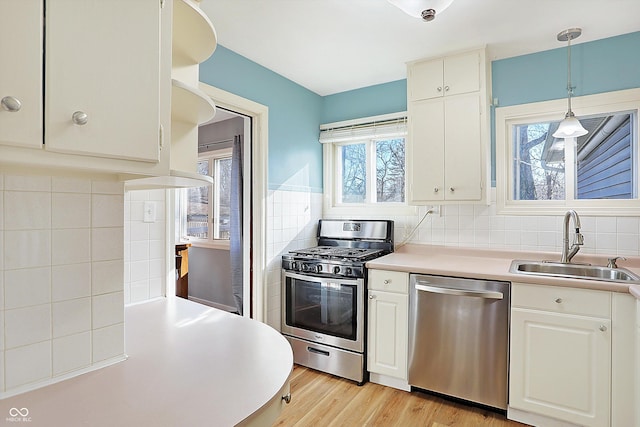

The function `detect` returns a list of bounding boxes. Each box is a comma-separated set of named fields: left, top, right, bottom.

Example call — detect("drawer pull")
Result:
left=282, top=393, right=292, bottom=404
left=555, top=298, right=563, bottom=304
left=383, top=279, right=390, bottom=284
left=599, top=325, right=607, bottom=332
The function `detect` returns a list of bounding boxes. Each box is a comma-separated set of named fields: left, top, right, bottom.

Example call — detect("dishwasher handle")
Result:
left=415, top=281, right=503, bottom=300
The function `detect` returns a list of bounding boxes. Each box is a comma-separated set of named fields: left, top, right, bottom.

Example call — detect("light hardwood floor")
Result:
left=274, top=366, right=529, bottom=427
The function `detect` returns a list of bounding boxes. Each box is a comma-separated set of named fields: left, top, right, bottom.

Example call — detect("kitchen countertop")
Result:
left=0, top=297, right=293, bottom=427
left=367, top=244, right=640, bottom=296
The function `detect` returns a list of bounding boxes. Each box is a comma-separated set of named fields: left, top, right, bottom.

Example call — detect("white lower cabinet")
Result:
left=367, top=270, right=409, bottom=390
left=509, top=283, right=611, bottom=427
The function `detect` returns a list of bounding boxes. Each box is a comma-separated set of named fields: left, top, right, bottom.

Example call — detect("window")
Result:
left=321, top=113, right=415, bottom=216
left=496, top=88, right=640, bottom=216
left=181, top=148, right=232, bottom=245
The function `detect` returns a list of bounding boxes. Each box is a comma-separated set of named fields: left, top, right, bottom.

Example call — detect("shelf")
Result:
left=124, top=169, right=213, bottom=190
left=173, top=0, right=217, bottom=66
left=171, top=79, right=216, bottom=125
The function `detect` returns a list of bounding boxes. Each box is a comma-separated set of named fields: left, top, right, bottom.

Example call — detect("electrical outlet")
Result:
left=430, top=205, right=441, bottom=216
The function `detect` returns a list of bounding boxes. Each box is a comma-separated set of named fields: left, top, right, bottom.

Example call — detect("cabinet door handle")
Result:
left=449, top=187, right=455, bottom=193
left=369, top=294, right=376, bottom=299
left=434, top=187, right=439, bottom=193
left=383, top=279, right=390, bottom=284
left=444, top=85, right=450, bottom=92
left=437, top=86, right=442, bottom=92
left=282, top=393, right=292, bottom=404
left=555, top=298, right=563, bottom=304
left=72, top=111, right=89, bottom=126
left=599, top=325, right=607, bottom=332
left=1, top=96, right=22, bottom=112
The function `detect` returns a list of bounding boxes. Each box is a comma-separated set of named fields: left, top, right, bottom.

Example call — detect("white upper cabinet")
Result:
left=45, top=0, right=161, bottom=162
left=0, top=0, right=169, bottom=176
left=406, top=48, right=489, bottom=204
left=0, top=0, right=43, bottom=149
left=408, top=51, right=481, bottom=101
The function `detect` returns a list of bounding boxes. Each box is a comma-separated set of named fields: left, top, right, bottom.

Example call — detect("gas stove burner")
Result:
left=289, top=246, right=384, bottom=261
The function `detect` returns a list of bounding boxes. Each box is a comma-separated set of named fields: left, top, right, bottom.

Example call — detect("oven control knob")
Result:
left=345, top=267, right=352, bottom=276
left=291, top=262, right=297, bottom=270
left=316, top=265, right=323, bottom=273
left=301, top=263, right=309, bottom=272
left=333, top=266, right=341, bottom=274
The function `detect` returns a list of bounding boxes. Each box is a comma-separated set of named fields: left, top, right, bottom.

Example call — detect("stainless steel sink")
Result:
left=510, top=260, right=640, bottom=283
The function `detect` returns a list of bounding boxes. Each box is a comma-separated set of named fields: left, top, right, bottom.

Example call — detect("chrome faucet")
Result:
left=561, top=210, right=584, bottom=263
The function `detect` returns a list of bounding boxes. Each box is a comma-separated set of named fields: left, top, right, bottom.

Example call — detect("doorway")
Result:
left=174, top=84, right=268, bottom=321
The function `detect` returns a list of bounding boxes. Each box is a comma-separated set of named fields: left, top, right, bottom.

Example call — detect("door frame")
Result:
left=198, top=82, right=269, bottom=322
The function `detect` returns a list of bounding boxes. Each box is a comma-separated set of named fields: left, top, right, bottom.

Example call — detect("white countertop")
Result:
left=0, top=297, right=293, bottom=427
left=367, top=244, right=640, bottom=296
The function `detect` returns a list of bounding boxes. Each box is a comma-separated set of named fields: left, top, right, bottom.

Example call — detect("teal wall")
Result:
left=200, top=45, right=324, bottom=192
left=200, top=32, right=640, bottom=192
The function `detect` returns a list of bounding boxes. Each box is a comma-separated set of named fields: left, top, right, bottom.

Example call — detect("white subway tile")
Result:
left=520, top=231, right=538, bottom=247
left=4, top=191, right=51, bottom=230
left=5, top=341, right=51, bottom=390
left=5, top=175, right=51, bottom=192
left=0, top=351, right=4, bottom=392
left=129, top=201, right=144, bottom=222
left=617, top=233, right=639, bottom=254
left=92, top=260, right=124, bottom=295
left=4, top=267, right=51, bottom=309
left=149, top=277, right=163, bottom=298
left=149, top=240, right=164, bottom=260
left=595, top=232, right=617, bottom=252
left=130, top=190, right=149, bottom=201
left=93, top=323, right=124, bottom=363
left=92, top=194, right=124, bottom=228
left=52, top=331, right=91, bottom=376
left=130, top=221, right=150, bottom=241
left=52, top=297, right=91, bottom=338
left=4, top=230, right=51, bottom=269
left=5, top=304, right=51, bottom=349
left=52, top=263, right=91, bottom=302
left=130, top=240, right=150, bottom=262
left=596, top=217, right=617, bottom=233
left=617, top=217, right=640, bottom=234
left=92, top=227, right=124, bottom=261
left=52, top=229, right=91, bottom=265
left=130, top=281, right=150, bottom=303
left=92, top=292, right=124, bottom=329
left=0, top=305, right=4, bottom=351
left=149, top=258, right=164, bottom=280
left=0, top=174, right=3, bottom=190
left=149, top=221, right=165, bottom=240
left=0, top=189, right=4, bottom=230
left=51, top=177, right=92, bottom=193
left=52, top=193, right=91, bottom=229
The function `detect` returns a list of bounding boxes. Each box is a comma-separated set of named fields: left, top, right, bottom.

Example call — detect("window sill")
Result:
left=179, top=239, right=231, bottom=251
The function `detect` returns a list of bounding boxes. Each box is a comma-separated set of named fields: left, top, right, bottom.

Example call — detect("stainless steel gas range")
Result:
left=281, top=219, right=394, bottom=384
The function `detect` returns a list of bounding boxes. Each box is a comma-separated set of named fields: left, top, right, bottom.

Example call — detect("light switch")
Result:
left=143, top=201, right=156, bottom=223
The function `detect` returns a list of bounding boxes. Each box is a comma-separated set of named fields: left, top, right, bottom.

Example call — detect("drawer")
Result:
left=512, top=283, right=611, bottom=318
left=368, top=270, right=409, bottom=293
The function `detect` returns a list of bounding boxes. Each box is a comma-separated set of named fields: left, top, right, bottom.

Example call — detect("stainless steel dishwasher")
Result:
left=408, top=274, right=510, bottom=410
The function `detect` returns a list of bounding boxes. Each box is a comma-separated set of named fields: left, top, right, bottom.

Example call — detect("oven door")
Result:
left=281, top=270, right=364, bottom=353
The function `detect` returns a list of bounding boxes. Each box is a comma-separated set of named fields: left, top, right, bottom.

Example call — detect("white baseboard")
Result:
left=369, top=372, right=411, bottom=392
left=507, top=406, right=581, bottom=427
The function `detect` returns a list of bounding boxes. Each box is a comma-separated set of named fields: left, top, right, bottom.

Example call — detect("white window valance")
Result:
left=319, top=112, right=407, bottom=144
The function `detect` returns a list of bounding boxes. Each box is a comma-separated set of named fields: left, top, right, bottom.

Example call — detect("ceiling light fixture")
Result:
left=388, top=0, right=454, bottom=22
left=552, top=28, right=588, bottom=139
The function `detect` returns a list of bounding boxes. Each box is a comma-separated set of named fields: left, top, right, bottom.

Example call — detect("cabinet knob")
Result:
left=599, top=325, right=607, bottom=332
left=369, top=294, right=376, bottom=299
left=383, top=279, right=390, bottom=284
left=449, top=187, right=455, bottom=193
left=72, top=111, right=89, bottom=126
left=282, top=393, right=292, bottom=404
left=434, top=187, right=439, bottom=193
left=437, top=86, right=442, bottom=92
left=1, top=96, right=22, bottom=112
left=444, top=86, right=450, bottom=92
left=555, top=298, right=563, bottom=304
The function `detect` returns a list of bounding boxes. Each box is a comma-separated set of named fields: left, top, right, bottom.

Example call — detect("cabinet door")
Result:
left=45, top=0, right=161, bottom=162
left=443, top=93, right=482, bottom=200
left=0, top=0, right=43, bottom=148
left=510, top=308, right=611, bottom=427
left=443, top=51, right=480, bottom=96
left=367, top=290, right=408, bottom=379
left=408, top=99, right=445, bottom=202
left=408, top=58, right=444, bottom=101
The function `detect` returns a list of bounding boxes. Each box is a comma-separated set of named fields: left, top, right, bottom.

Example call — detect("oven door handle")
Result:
left=415, top=282, right=503, bottom=300
left=307, top=346, right=330, bottom=357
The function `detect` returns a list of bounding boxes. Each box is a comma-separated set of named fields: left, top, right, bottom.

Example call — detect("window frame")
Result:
left=496, top=88, right=640, bottom=216
left=180, top=147, right=233, bottom=249
left=321, top=113, right=417, bottom=217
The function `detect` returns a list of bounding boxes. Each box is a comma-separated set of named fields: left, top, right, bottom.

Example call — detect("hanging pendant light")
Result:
left=552, top=28, right=588, bottom=139
left=388, top=0, right=454, bottom=21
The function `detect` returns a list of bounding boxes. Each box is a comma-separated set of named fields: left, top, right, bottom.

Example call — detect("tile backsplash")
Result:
left=0, top=172, right=126, bottom=397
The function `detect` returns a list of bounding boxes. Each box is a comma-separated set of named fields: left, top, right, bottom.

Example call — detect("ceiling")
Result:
left=200, top=0, right=640, bottom=96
